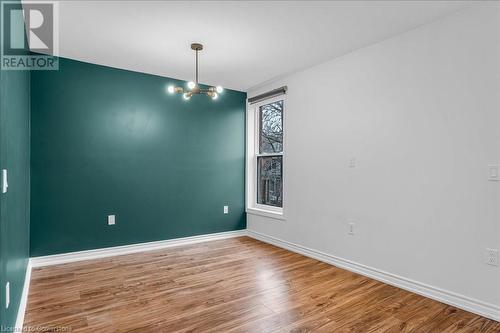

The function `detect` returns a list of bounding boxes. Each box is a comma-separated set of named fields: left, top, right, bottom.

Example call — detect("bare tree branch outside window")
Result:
left=257, top=100, right=283, bottom=207
left=259, top=101, right=283, bottom=154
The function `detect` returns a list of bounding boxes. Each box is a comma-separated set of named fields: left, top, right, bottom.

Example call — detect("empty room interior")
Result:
left=1, top=0, right=500, bottom=332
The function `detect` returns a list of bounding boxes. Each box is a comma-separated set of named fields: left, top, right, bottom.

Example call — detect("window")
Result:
left=257, top=100, right=283, bottom=207
left=246, top=95, right=285, bottom=218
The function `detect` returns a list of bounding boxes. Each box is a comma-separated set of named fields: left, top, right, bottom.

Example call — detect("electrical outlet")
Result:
left=5, top=282, right=9, bottom=309
left=108, top=215, right=115, bottom=225
left=223, top=205, right=229, bottom=214
left=485, top=248, right=499, bottom=266
left=348, top=222, right=355, bottom=235
left=348, top=158, right=357, bottom=168
left=488, top=165, right=499, bottom=181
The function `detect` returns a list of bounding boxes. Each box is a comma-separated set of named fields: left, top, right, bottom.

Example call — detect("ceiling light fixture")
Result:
left=167, top=43, right=223, bottom=100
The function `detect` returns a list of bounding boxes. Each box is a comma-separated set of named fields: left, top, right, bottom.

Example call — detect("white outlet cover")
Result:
left=348, top=158, right=357, bottom=168
left=488, top=165, right=499, bottom=181
left=108, top=215, right=116, bottom=225
left=485, top=248, right=499, bottom=266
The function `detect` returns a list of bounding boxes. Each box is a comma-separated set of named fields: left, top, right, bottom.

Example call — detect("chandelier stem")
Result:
left=195, top=49, right=199, bottom=85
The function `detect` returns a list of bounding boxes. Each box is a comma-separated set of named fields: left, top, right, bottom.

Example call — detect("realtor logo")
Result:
left=1, top=1, right=58, bottom=70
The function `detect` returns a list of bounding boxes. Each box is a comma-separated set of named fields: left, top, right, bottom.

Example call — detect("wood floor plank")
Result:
left=23, top=237, right=500, bottom=332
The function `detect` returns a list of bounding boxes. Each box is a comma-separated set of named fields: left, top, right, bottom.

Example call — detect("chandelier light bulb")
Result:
left=212, top=92, right=218, bottom=100
left=187, top=81, right=196, bottom=90
left=216, top=86, right=223, bottom=94
left=167, top=85, right=175, bottom=94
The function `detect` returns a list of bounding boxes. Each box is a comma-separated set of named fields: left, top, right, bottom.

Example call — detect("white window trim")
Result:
left=245, top=94, right=286, bottom=220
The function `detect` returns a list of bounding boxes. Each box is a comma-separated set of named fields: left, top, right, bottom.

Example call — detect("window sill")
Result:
left=246, top=207, right=286, bottom=221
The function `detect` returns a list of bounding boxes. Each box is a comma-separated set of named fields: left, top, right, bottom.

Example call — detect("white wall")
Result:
left=247, top=5, right=500, bottom=312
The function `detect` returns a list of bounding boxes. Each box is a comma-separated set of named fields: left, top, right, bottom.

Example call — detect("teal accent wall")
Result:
left=0, top=1, right=31, bottom=329
left=30, top=57, right=246, bottom=256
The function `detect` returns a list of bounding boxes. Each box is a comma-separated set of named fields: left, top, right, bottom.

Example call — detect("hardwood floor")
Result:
left=24, top=237, right=500, bottom=332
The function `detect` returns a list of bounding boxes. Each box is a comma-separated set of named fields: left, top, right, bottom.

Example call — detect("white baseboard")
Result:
left=31, top=230, right=247, bottom=267
left=247, top=229, right=500, bottom=322
left=15, top=259, right=32, bottom=331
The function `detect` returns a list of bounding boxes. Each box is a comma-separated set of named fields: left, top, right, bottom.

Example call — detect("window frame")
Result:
left=246, top=94, right=285, bottom=220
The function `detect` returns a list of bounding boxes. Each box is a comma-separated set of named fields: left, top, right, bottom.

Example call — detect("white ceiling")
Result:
left=37, top=1, right=473, bottom=91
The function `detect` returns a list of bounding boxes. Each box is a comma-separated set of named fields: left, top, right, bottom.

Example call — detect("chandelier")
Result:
left=167, top=43, right=223, bottom=100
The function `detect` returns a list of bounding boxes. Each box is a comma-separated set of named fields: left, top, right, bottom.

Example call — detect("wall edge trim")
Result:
left=15, top=260, right=32, bottom=331
left=30, top=230, right=247, bottom=268
left=247, top=229, right=500, bottom=322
